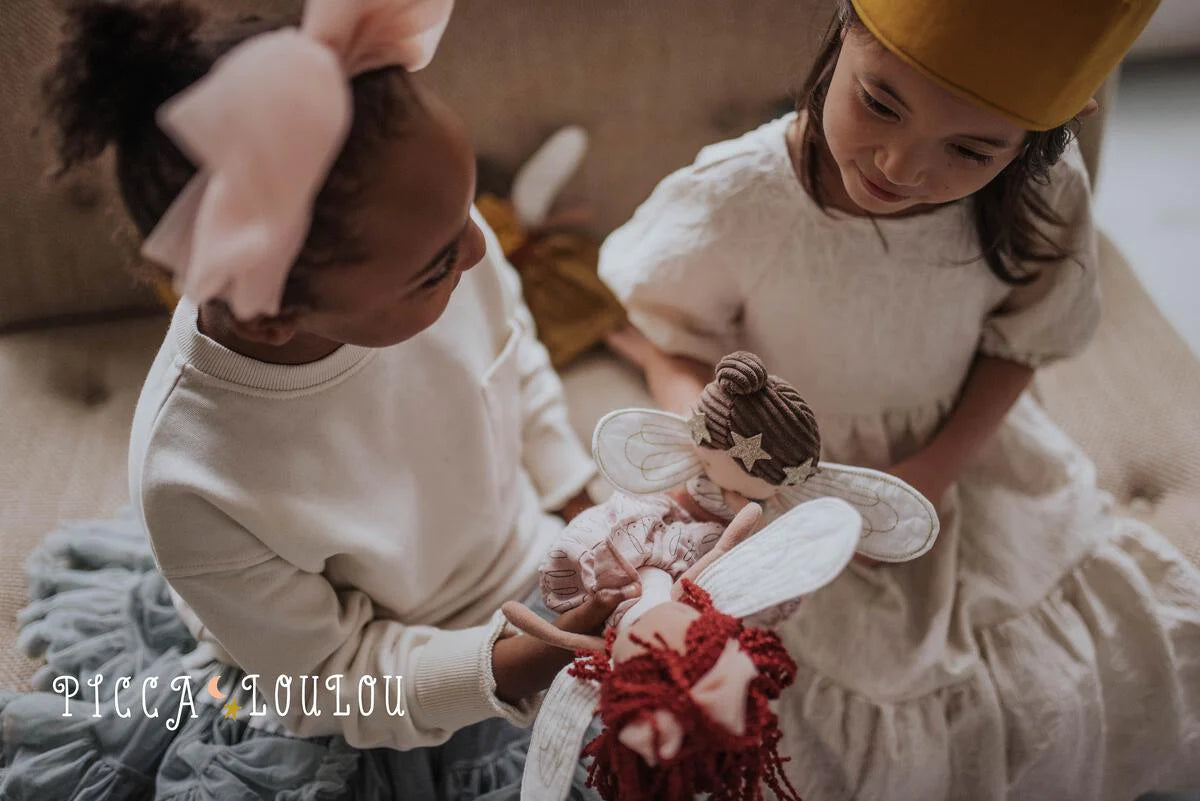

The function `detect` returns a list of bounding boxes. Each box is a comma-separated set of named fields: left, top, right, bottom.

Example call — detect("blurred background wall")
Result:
left=1095, top=0, right=1200, bottom=357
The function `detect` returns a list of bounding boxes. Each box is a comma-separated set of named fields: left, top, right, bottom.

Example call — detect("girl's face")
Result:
left=820, top=27, right=1027, bottom=217
left=297, top=80, right=486, bottom=348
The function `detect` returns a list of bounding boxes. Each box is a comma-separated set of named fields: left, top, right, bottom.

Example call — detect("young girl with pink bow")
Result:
left=0, top=0, right=625, bottom=797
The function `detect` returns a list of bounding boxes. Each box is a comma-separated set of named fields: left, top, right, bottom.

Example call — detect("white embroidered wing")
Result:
left=696, top=497, right=860, bottom=619
left=592, top=408, right=703, bottom=494
left=773, top=463, right=939, bottom=562
left=521, top=668, right=601, bottom=801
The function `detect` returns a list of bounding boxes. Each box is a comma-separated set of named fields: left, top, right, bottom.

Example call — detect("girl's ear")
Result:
left=228, top=308, right=303, bottom=346
left=1078, top=97, right=1100, bottom=118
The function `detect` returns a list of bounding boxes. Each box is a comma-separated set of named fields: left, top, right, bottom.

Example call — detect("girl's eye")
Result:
left=952, top=145, right=994, bottom=165
left=858, top=87, right=898, bottom=121
left=420, top=243, right=460, bottom=291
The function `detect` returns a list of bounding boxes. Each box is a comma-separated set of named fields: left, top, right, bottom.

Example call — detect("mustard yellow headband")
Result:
left=850, top=0, right=1160, bottom=130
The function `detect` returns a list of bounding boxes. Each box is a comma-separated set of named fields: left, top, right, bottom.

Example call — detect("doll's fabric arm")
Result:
left=478, top=208, right=597, bottom=511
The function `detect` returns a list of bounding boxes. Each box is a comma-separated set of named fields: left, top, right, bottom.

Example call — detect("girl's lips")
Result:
left=857, top=167, right=906, bottom=203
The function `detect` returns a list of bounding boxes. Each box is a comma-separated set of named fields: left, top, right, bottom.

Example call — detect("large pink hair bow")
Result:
left=141, top=0, right=454, bottom=321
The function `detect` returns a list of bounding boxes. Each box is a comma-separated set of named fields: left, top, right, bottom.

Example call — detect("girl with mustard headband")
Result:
left=4, top=0, right=626, bottom=796
left=601, top=0, right=1200, bottom=797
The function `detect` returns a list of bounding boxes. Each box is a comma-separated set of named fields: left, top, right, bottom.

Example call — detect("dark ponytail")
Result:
left=43, top=0, right=209, bottom=235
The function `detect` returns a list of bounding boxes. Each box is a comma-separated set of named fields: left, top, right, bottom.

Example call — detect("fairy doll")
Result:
left=503, top=352, right=939, bottom=800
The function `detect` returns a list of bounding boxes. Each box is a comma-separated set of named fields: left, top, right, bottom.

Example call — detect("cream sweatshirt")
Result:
left=128, top=212, right=595, bottom=749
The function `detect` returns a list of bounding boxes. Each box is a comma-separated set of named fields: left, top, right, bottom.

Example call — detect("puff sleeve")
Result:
left=599, top=143, right=773, bottom=365
left=978, top=142, right=1101, bottom=367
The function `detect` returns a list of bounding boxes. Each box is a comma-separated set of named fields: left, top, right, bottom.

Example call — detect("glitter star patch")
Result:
left=727, top=432, right=771, bottom=471
left=687, top=411, right=712, bottom=445
left=782, top=459, right=820, bottom=486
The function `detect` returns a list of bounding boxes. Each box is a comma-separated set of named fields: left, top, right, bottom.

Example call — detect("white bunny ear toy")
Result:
left=593, top=407, right=939, bottom=563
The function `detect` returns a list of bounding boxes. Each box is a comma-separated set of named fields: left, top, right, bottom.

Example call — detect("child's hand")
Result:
left=492, top=585, right=638, bottom=705
left=889, top=454, right=954, bottom=510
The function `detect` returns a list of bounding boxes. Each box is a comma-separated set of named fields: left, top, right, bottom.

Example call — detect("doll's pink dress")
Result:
left=539, top=475, right=735, bottom=626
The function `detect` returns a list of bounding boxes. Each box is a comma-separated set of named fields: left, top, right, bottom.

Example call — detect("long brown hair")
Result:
left=797, top=1, right=1080, bottom=285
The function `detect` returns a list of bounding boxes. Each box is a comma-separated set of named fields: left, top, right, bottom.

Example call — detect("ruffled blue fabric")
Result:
left=0, top=509, right=598, bottom=800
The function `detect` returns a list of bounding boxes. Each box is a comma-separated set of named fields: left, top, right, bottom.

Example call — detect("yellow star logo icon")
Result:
left=223, top=698, right=241, bottom=720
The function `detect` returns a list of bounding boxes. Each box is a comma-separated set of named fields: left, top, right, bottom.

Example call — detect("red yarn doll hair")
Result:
left=568, top=581, right=804, bottom=801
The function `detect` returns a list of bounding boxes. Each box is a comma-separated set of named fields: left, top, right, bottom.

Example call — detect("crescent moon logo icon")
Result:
left=206, top=674, right=227, bottom=701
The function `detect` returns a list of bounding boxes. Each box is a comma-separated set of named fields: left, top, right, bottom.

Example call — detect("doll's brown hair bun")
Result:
left=697, top=352, right=821, bottom=485
left=714, top=352, right=768, bottom=396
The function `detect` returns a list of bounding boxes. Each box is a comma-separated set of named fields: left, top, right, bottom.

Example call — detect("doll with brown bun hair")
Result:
left=502, top=351, right=939, bottom=801
left=537, top=352, right=828, bottom=631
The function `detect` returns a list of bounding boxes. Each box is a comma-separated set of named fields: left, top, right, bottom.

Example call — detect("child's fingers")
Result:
left=559, top=582, right=639, bottom=635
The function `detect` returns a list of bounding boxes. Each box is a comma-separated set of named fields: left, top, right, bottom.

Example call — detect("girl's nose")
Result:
left=459, top=220, right=487, bottom=272
left=875, top=146, right=924, bottom=188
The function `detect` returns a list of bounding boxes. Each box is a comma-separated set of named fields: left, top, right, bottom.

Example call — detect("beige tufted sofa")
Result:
left=1, top=0, right=1197, bottom=692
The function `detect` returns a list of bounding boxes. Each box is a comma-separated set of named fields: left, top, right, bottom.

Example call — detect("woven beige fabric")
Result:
left=0, top=2, right=152, bottom=327
left=1035, top=233, right=1200, bottom=565
left=0, top=316, right=165, bottom=690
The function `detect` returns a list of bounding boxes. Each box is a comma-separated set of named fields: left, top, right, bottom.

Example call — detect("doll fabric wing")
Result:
left=773, top=463, right=939, bottom=562
left=696, top=497, right=860, bottom=619
left=522, top=668, right=601, bottom=801
left=592, top=408, right=703, bottom=494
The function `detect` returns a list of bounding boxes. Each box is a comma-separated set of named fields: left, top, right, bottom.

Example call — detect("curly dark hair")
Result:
left=42, top=0, right=423, bottom=310
left=796, top=0, right=1080, bottom=285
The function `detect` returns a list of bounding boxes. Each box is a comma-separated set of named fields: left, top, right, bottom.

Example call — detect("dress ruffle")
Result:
left=770, top=397, right=1200, bottom=800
